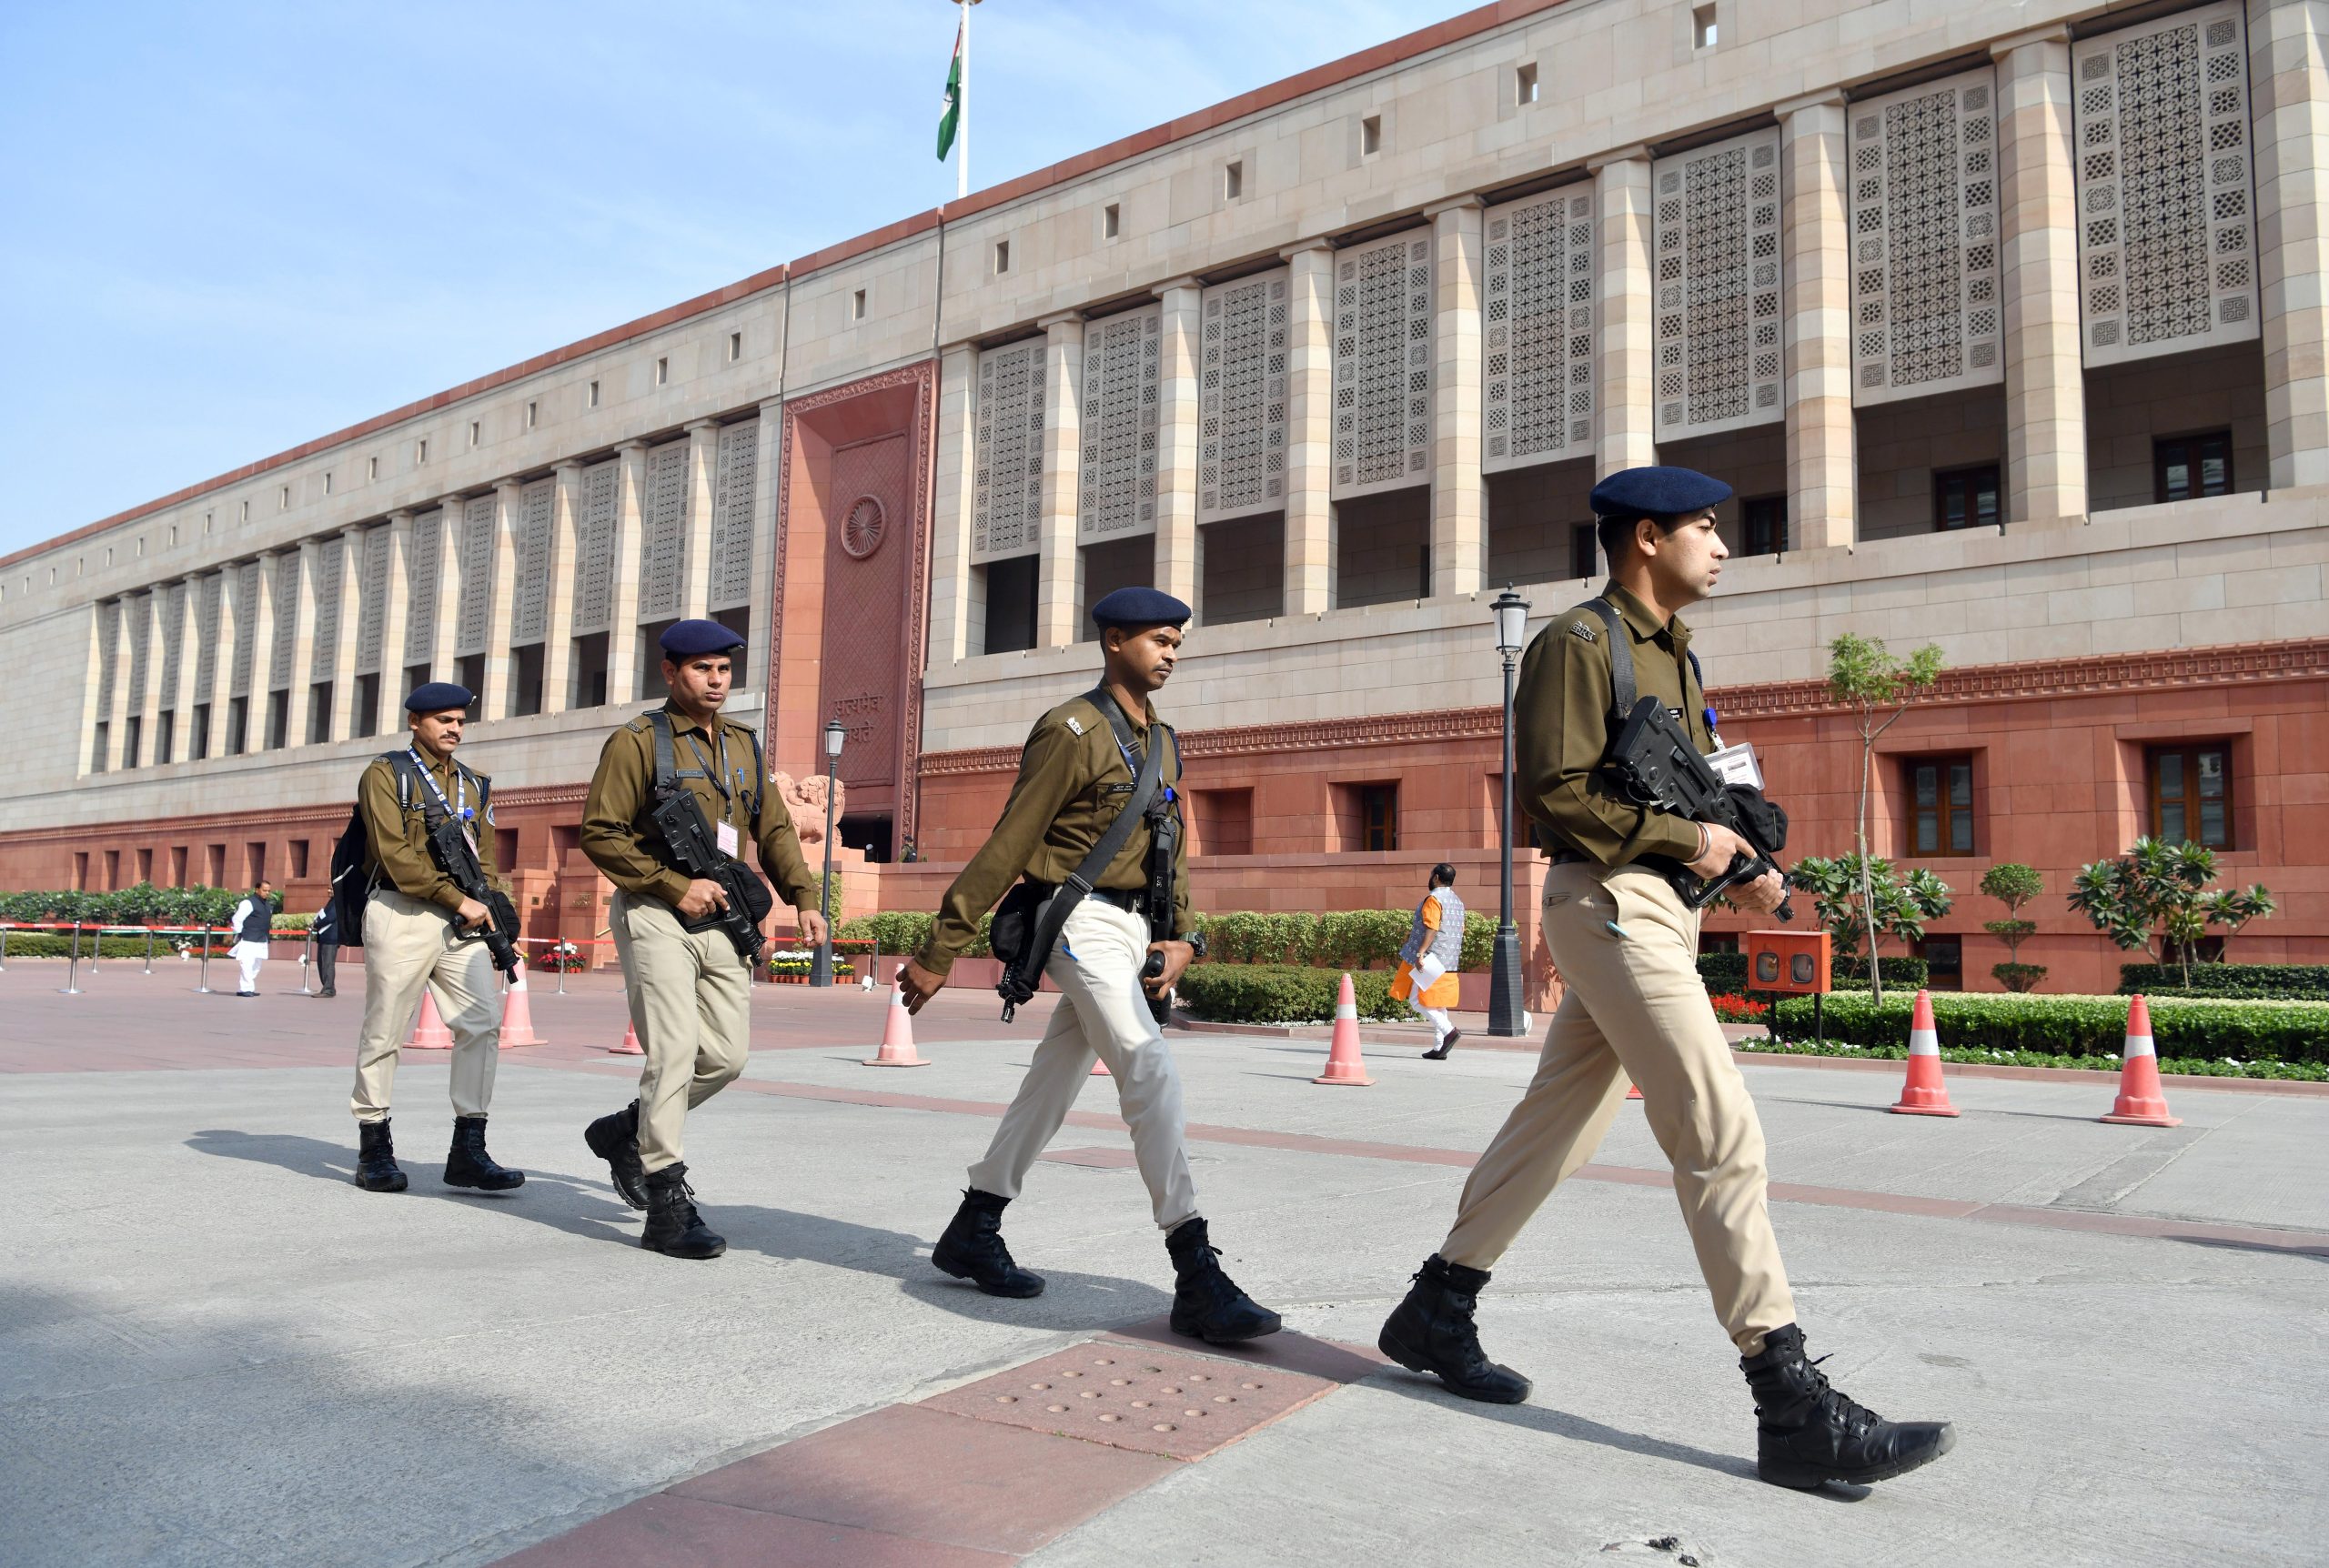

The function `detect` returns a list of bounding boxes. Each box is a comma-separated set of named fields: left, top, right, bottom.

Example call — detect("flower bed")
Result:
left=1737, top=1037, right=2327, bottom=1082
left=1768, top=990, right=2329, bottom=1066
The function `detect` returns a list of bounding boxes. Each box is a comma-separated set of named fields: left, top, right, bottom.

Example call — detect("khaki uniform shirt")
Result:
left=358, top=751, right=504, bottom=913
left=580, top=702, right=820, bottom=911
left=1516, top=581, right=1716, bottom=869
left=914, top=690, right=1194, bottom=978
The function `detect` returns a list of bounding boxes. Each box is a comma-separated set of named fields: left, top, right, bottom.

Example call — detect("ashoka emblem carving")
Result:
left=841, top=495, right=886, bottom=559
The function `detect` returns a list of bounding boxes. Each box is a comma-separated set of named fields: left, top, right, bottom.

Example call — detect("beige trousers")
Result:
left=1438, top=860, right=1796, bottom=1353
left=610, top=890, right=751, bottom=1174
left=968, top=899, right=1199, bottom=1231
left=351, top=890, right=500, bottom=1123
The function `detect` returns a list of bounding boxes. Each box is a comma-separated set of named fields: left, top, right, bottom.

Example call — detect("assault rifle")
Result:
left=425, top=819, right=525, bottom=974
left=1604, top=696, right=1794, bottom=921
left=648, top=789, right=772, bottom=962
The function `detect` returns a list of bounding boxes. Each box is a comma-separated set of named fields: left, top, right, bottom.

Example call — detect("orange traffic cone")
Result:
left=609, top=1017, right=644, bottom=1055
left=407, top=991, right=453, bottom=1050
left=1626, top=1083, right=1643, bottom=1101
left=1314, top=973, right=1375, bottom=1086
left=497, top=962, right=546, bottom=1049
left=2101, top=994, right=2182, bottom=1126
left=1091, top=1058, right=1111, bottom=1076
left=863, top=984, right=931, bottom=1067
left=1889, top=990, right=1960, bottom=1116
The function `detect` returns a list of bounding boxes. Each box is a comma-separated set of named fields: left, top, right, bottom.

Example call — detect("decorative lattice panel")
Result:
left=572, top=460, right=618, bottom=635
left=355, top=525, right=388, bottom=674
left=513, top=477, right=554, bottom=643
left=1485, top=186, right=1596, bottom=472
left=192, top=573, right=221, bottom=700
left=1654, top=129, right=1783, bottom=439
left=1333, top=229, right=1433, bottom=498
left=403, top=510, right=441, bottom=668
left=456, top=495, right=494, bottom=658
left=639, top=441, right=688, bottom=618
left=1078, top=306, right=1161, bottom=543
left=231, top=560, right=261, bottom=697
left=1198, top=269, right=1289, bottom=524
left=2073, top=2, right=2258, bottom=367
left=125, top=592, right=153, bottom=709
left=308, top=539, right=344, bottom=678
left=158, top=582, right=187, bottom=703
left=94, top=599, right=120, bottom=716
left=1848, top=69, right=2003, bottom=405
left=972, top=338, right=1046, bottom=563
left=711, top=421, right=757, bottom=609
left=267, top=551, right=298, bottom=690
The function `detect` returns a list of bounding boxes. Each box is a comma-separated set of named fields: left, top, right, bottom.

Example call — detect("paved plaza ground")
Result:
left=2, top=961, right=2324, bottom=1567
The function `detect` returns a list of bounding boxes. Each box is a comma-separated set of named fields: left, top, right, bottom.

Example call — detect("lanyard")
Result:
left=681, top=725, right=736, bottom=808
left=408, top=748, right=479, bottom=850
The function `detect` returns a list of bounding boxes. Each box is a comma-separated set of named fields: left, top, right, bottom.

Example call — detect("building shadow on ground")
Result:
left=186, top=1128, right=1175, bottom=1327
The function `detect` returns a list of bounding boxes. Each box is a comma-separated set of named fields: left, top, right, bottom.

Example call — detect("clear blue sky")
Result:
left=0, top=0, right=1463, bottom=558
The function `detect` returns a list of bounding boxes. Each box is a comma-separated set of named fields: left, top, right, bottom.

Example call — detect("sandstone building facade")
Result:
left=3, top=0, right=2324, bottom=998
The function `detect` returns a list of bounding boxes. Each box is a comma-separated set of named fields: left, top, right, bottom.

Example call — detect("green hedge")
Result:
left=1175, top=964, right=1412, bottom=1024
left=2117, top=964, right=2329, bottom=1000
left=842, top=906, right=1494, bottom=972
left=836, top=910, right=989, bottom=959
left=1769, top=990, right=2329, bottom=1066
left=0, top=934, right=235, bottom=960
left=0, top=884, right=280, bottom=925
left=1739, top=1038, right=2327, bottom=1082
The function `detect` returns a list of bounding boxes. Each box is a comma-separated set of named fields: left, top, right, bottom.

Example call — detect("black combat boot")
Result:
left=932, top=1188, right=1044, bottom=1298
left=354, top=1119, right=408, bottom=1193
left=1741, top=1323, right=1955, bottom=1488
left=584, top=1101, right=649, bottom=1210
left=443, top=1115, right=524, bottom=1191
left=1165, top=1217, right=1282, bottom=1343
left=1376, top=1254, right=1532, bottom=1403
left=640, top=1162, right=725, bottom=1259
left=1421, top=1029, right=1462, bottom=1060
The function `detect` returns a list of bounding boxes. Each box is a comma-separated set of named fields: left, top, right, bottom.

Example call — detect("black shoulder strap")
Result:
left=384, top=750, right=437, bottom=825
left=1066, top=695, right=1165, bottom=892
left=736, top=722, right=764, bottom=820
left=646, top=709, right=699, bottom=800
left=1576, top=597, right=1703, bottom=724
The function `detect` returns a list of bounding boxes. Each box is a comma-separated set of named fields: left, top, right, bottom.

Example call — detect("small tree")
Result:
left=1792, top=853, right=1954, bottom=992
left=2069, top=838, right=2275, bottom=987
left=1824, top=634, right=1945, bottom=1002
left=1979, top=862, right=2047, bottom=992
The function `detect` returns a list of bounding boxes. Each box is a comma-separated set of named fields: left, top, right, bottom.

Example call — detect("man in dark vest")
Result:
left=346, top=681, right=522, bottom=1196
left=229, top=880, right=274, bottom=997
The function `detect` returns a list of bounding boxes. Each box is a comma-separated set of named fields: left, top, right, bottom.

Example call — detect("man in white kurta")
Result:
left=229, top=880, right=274, bottom=997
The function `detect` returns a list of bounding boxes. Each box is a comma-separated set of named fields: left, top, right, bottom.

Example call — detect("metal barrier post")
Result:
left=144, top=926, right=156, bottom=975
left=88, top=925, right=101, bottom=978
left=299, top=932, right=314, bottom=995
left=0, top=923, right=9, bottom=972
left=196, top=928, right=215, bottom=994
left=59, top=924, right=84, bottom=994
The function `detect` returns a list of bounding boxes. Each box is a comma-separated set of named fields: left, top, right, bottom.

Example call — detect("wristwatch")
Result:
left=1182, top=930, right=1209, bottom=960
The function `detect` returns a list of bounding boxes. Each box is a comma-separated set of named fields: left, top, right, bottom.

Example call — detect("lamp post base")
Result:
left=1487, top=928, right=1527, bottom=1037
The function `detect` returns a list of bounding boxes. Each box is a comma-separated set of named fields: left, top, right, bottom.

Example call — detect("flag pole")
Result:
left=956, top=0, right=973, bottom=200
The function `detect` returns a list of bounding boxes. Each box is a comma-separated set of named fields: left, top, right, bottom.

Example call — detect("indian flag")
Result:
left=936, top=15, right=964, bottom=161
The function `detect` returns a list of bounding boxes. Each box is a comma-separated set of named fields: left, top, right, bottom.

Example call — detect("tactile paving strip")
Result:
left=920, top=1343, right=1336, bottom=1461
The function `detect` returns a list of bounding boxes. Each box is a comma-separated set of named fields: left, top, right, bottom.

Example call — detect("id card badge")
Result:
left=716, top=821, right=740, bottom=857
left=1706, top=741, right=1764, bottom=790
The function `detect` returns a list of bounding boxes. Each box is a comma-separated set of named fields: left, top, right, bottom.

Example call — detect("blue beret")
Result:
left=405, top=681, right=473, bottom=715
left=1090, top=586, right=1192, bottom=629
left=659, top=618, right=748, bottom=658
left=1588, top=466, right=1733, bottom=518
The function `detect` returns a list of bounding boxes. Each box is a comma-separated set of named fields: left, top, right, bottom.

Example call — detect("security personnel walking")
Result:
left=896, top=587, right=1279, bottom=1345
left=1376, top=467, right=1954, bottom=1490
left=580, top=619, right=826, bottom=1260
left=348, top=682, right=523, bottom=1195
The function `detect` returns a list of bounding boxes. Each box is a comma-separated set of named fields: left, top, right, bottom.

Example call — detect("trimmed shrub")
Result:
left=1175, top=964, right=1410, bottom=1024
left=1739, top=1037, right=2327, bottom=1081
left=839, top=910, right=936, bottom=955
left=0, top=884, right=276, bottom=927
left=1313, top=909, right=1408, bottom=970
left=0, top=934, right=228, bottom=960
left=2116, top=963, right=2329, bottom=1000
left=1991, top=961, right=2048, bottom=993
left=1769, top=990, right=2329, bottom=1066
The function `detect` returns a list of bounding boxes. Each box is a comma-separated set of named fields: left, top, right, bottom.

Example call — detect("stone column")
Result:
left=428, top=505, right=466, bottom=695
left=1428, top=196, right=1487, bottom=596
left=541, top=464, right=582, bottom=714
left=2251, top=0, right=2329, bottom=488
left=130, top=587, right=165, bottom=768
left=607, top=442, right=649, bottom=703
left=1780, top=91, right=1857, bottom=549
left=165, top=573, right=202, bottom=761
left=283, top=541, right=320, bottom=749
left=481, top=480, right=522, bottom=718
left=245, top=552, right=278, bottom=752
left=1994, top=28, right=2088, bottom=525
left=681, top=418, right=721, bottom=620
left=746, top=397, right=783, bottom=694
left=927, top=346, right=978, bottom=663
left=1034, top=310, right=1085, bottom=648
left=377, top=513, right=413, bottom=713
left=1282, top=238, right=1337, bottom=616
left=1591, top=148, right=1658, bottom=477
left=203, top=567, right=238, bottom=759
left=327, top=526, right=364, bottom=742
left=1152, top=277, right=1204, bottom=607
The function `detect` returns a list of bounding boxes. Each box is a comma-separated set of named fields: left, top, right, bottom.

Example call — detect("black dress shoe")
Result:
left=354, top=1119, right=408, bottom=1193
left=1422, top=1029, right=1461, bottom=1060
left=1166, top=1217, right=1281, bottom=1343
left=933, top=1188, right=1044, bottom=1297
left=1377, top=1254, right=1531, bottom=1402
left=443, top=1115, right=524, bottom=1191
left=1742, top=1324, right=1956, bottom=1488
left=641, top=1162, right=725, bottom=1259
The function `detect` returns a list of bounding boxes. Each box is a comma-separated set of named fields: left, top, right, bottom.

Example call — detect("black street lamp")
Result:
left=1487, top=586, right=1532, bottom=1037
left=809, top=717, right=845, bottom=986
